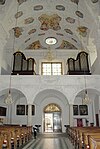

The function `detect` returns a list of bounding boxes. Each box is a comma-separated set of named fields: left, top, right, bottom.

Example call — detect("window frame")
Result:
left=41, top=62, right=63, bottom=75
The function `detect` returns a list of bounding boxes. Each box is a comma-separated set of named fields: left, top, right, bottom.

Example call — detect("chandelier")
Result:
left=82, top=75, right=92, bottom=105
left=82, top=90, right=92, bottom=105
left=44, top=46, right=55, bottom=61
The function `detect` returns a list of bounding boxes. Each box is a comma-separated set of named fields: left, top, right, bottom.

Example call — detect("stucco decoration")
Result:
left=38, top=33, right=45, bottom=36
left=24, top=17, right=34, bottom=24
left=70, top=0, right=79, bottom=5
left=13, top=27, right=23, bottom=38
left=28, top=29, right=36, bottom=35
left=56, top=40, right=77, bottom=49
left=34, top=5, right=43, bottom=11
left=56, top=5, right=65, bottom=11
left=25, top=38, right=30, bottom=43
left=91, top=0, right=98, bottom=3
left=44, top=103, right=61, bottom=112
left=15, top=11, right=23, bottom=19
left=56, top=33, right=64, bottom=36
left=64, top=29, right=73, bottom=35
left=26, top=40, right=46, bottom=49
left=0, top=0, right=6, bottom=5
left=66, top=17, right=75, bottom=24
left=71, top=38, right=77, bottom=43
left=77, top=26, right=89, bottom=37
left=38, top=14, right=61, bottom=31
left=17, top=0, right=28, bottom=5
left=75, top=11, right=83, bottom=18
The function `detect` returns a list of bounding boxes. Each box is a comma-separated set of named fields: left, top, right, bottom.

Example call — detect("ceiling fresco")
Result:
left=0, top=0, right=99, bottom=52
left=38, top=14, right=61, bottom=31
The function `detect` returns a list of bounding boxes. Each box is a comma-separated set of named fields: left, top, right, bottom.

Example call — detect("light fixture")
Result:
left=45, top=37, right=57, bottom=45
left=82, top=75, right=91, bottom=105
left=44, top=46, right=55, bottom=61
left=4, top=2, right=19, bottom=105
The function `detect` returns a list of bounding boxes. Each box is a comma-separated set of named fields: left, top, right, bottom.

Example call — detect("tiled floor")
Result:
left=22, top=133, right=74, bottom=149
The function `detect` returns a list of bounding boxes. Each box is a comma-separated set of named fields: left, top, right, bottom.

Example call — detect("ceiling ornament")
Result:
left=15, top=11, right=23, bottom=19
left=56, top=33, right=64, bottom=36
left=91, top=0, right=98, bottom=3
left=75, top=11, right=83, bottom=18
left=64, top=29, right=73, bottom=35
left=17, top=0, right=28, bottom=5
left=38, top=33, right=45, bottom=36
left=77, top=26, right=89, bottom=37
left=56, top=5, right=65, bottom=11
left=13, top=27, right=23, bottom=38
left=70, top=0, right=79, bottom=5
left=71, top=38, right=77, bottom=43
left=34, top=5, right=43, bottom=11
left=66, top=17, right=75, bottom=24
left=25, top=38, right=30, bottom=43
left=38, top=14, right=61, bottom=31
left=44, top=46, right=55, bottom=61
left=56, top=40, right=77, bottom=49
left=28, top=29, right=36, bottom=35
left=26, top=40, right=46, bottom=49
left=24, top=17, right=34, bottom=24
left=0, top=0, right=6, bottom=5
left=45, top=37, right=57, bottom=45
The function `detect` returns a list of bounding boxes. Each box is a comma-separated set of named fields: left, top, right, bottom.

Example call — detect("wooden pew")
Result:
left=88, top=136, right=100, bottom=149
left=0, top=125, right=32, bottom=149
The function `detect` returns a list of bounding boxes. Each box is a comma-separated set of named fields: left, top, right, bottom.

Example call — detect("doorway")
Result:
left=44, top=103, right=62, bottom=132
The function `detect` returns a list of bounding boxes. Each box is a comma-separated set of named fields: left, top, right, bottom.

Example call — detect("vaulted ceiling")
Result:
left=0, top=0, right=99, bottom=56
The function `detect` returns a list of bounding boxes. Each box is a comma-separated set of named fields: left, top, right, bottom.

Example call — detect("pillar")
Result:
left=27, top=104, right=32, bottom=126
left=69, top=104, right=73, bottom=127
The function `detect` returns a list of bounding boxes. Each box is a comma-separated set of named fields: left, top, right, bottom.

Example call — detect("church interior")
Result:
left=0, top=0, right=100, bottom=148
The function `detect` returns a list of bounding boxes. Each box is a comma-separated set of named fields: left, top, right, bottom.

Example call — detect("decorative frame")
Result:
left=16, top=105, right=25, bottom=115
left=79, top=105, right=88, bottom=115
left=73, top=105, right=78, bottom=115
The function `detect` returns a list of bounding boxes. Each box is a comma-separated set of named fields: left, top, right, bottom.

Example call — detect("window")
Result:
left=42, top=62, right=62, bottom=75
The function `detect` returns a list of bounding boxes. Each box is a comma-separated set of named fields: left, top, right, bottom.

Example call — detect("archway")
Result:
left=44, top=103, right=62, bottom=132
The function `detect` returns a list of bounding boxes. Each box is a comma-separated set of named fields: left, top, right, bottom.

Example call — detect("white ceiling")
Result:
left=0, top=0, right=99, bottom=54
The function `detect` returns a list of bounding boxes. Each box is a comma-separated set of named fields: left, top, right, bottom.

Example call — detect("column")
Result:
left=27, top=104, right=32, bottom=126
left=69, top=104, right=73, bottom=127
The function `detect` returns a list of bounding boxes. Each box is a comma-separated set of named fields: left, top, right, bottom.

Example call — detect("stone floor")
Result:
left=22, top=133, right=74, bottom=149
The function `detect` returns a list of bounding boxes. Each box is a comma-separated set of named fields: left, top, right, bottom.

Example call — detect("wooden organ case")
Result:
left=12, top=51, right=36, bottom=75
left=67, top=51, right=91, bottom=75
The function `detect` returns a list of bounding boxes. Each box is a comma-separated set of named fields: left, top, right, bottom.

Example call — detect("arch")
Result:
left=34, top=89, right=69, bottom=105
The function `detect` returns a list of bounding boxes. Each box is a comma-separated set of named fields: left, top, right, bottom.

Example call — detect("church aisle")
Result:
left=22, top=133, right=74, bottom=149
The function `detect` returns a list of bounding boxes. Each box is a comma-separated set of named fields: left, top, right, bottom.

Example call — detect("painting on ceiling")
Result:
left=28, top=29, right=36, bottom=35
left=38, top=14, right=61, bottom=31
left=66, top=17, right=75, bottom=24
left=17, top=0, right=28, bottom=5
left=56, top=40, right=77, bottom=49
left=77, top=26, right=89, bottom=37
left=15, top=11, right=23, bottom=19
left=26, top=40, right=46, bottom=50
left=70, top=0, right=79, bottom=5
left=34, top=5, right=43, bottom=11
left=24, top=17, right=34, bottom=24
left=75, top=11, right=83, bottom=18
left=64, top=29, right=73, bottom=35
left=56, top=5, right=65, bottom=11
left=13, top=27, right=23, bottom=38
